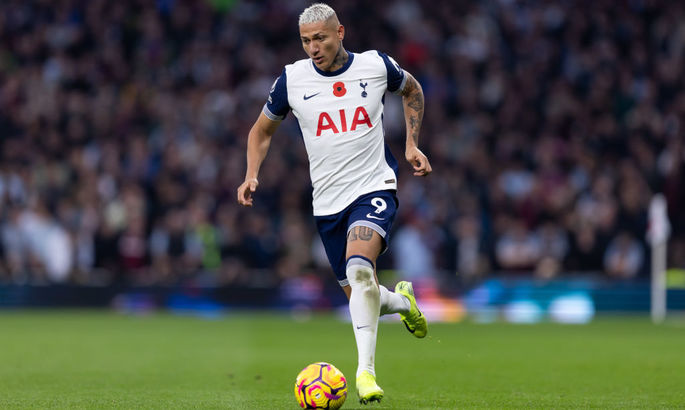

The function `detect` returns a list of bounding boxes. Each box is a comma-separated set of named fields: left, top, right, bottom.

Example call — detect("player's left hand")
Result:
left=237, top=178, right=259, bottom=206
left=405, top=147, right=432, bottom=177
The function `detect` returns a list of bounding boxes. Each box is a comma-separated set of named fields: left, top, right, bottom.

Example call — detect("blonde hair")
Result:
left=298, top=3, right=337, bottom=26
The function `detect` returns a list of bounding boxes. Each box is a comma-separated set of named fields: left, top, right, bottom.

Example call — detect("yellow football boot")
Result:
left=395, top=281, right=428, bottom=338
left=356, top=371, right=384, bottom=404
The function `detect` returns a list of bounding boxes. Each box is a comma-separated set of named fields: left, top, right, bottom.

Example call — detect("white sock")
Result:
left=379, top=285, right=410, bottom=316
left=346, top=256, right=380, bottom=378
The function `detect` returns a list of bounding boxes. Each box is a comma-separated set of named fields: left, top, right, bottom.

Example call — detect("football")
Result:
left=294, top=362, right=347, bottom=409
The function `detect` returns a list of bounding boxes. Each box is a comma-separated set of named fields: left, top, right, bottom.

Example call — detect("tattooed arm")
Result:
left=399, top=72, right=432, bottom=177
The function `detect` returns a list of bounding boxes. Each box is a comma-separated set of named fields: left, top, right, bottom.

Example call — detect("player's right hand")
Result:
left=237, top=178, right=259, bottom=206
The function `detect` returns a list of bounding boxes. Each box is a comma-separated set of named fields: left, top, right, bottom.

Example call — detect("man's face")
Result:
left=299, top=19, right=344, bottom=71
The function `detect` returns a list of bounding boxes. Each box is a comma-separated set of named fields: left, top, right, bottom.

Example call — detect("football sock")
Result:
left=379, top=284, right=410, bottom=316
left=346, top=255, right=380, bottom=378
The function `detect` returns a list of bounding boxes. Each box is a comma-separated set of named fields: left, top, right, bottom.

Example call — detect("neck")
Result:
left=327, top=45, right=348, bottom=71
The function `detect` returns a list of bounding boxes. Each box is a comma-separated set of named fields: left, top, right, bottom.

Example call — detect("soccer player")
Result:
left=237, top=3, right=431, bottom=404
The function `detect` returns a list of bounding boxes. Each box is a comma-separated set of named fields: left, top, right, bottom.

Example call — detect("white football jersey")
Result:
left=263, top=50, right=407, bottom=216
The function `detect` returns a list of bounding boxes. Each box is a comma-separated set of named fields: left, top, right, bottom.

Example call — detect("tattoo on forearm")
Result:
left=403, top=76, right=424, bottom=145
left=347, top=226, right=374, bottom=242
left=409, top=115, right=419, bottom=145
left=409, top=115, right=418, bottom=130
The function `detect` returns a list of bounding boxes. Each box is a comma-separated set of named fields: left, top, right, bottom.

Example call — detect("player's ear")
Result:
left=337, top=24, right=345, bottom=41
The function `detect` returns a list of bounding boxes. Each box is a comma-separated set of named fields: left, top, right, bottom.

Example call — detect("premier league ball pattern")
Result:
left=294, top=362, right=347, bottom=409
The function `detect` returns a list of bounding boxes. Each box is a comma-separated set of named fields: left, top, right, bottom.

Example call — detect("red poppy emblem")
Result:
left=333, top=82, right=346, bottom=97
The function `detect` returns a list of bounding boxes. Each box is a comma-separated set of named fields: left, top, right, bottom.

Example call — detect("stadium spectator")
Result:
left=604, top=231, right=646, bottom=279
left=1, top=0, right=683, bottom=286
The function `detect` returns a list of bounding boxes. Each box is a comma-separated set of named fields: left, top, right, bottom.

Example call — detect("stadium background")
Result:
left=1, top=0, right=684, bottom=318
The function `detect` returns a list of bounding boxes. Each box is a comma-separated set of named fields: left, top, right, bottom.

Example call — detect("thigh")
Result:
left=346, top=226, right=383, bottom=261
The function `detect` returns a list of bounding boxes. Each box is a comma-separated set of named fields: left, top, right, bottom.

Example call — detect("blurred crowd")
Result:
left=1, top=0, right=684, bottom=287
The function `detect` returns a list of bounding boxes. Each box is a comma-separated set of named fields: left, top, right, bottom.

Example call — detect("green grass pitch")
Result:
left=1, top=310, right=684, bottom=409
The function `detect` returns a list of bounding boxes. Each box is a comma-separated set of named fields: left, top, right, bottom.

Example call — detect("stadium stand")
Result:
left=0, top=0, right=684, bottom=292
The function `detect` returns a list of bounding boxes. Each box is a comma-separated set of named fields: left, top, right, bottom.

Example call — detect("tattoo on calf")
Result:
left=348, top=226, right=374, bottom=242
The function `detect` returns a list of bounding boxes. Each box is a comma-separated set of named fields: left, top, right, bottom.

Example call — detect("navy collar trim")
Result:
left=312, top=51, right=354, bottom=76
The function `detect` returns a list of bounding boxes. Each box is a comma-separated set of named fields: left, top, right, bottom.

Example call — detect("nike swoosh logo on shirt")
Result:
left=303, top=92, right=320, bottom=100
left=366, top=213, right=385, bottom=221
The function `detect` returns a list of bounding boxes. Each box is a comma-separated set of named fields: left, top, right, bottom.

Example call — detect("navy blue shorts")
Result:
left=315, top=190, right=398, bottom=286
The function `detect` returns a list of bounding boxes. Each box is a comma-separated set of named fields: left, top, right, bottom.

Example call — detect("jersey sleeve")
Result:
left=376, top=51, right=407, bottom=94
left=262, top=68, right=289, bottom=121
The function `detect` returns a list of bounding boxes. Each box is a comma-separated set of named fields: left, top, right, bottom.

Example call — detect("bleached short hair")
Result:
left=298, top=3, right=337, bottom=26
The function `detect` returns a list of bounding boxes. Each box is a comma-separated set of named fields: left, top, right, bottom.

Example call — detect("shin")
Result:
left=346, top=255, right=380, bottom=377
